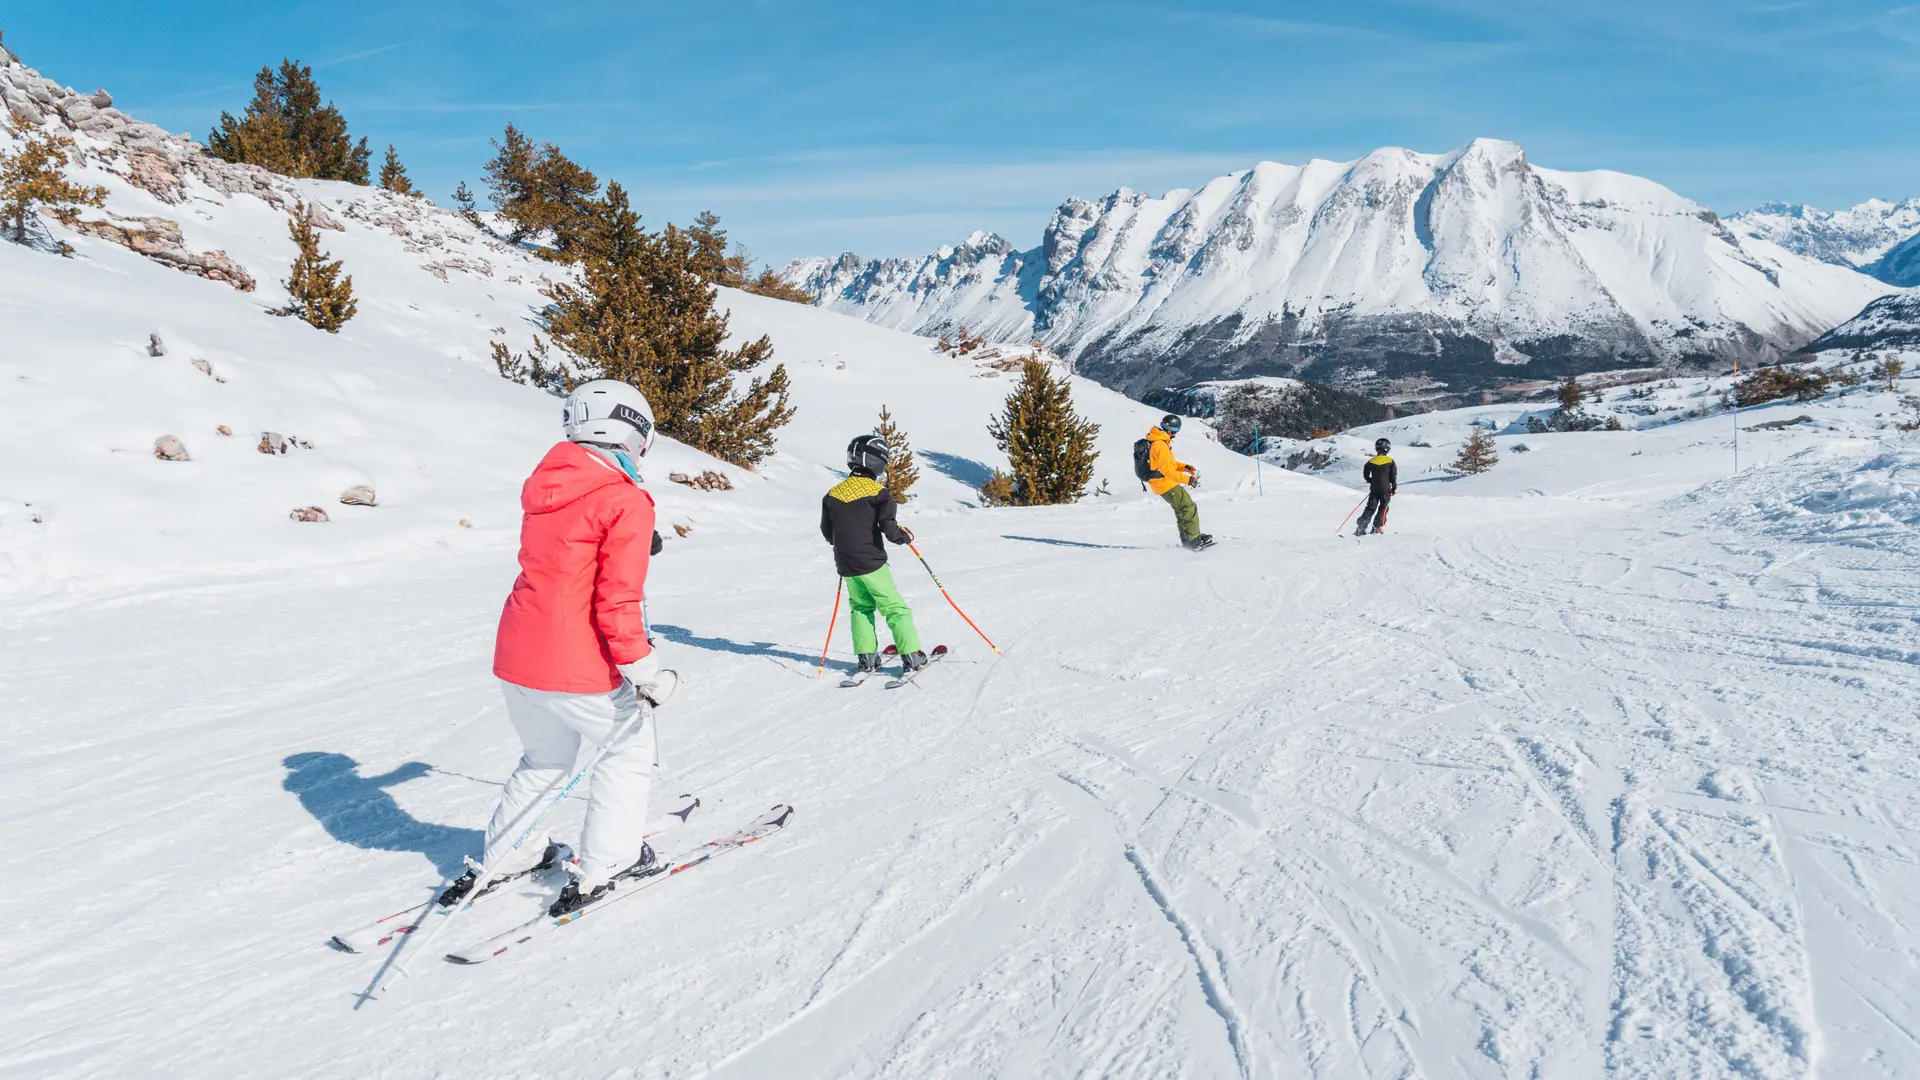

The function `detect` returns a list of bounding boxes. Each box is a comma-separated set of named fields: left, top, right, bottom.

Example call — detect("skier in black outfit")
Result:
left=1355, top=438, right=1397, bottom=535
left=821, top=434, right=928, bottom=676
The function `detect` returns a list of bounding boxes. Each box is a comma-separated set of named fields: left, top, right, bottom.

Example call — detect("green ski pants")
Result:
left=1161, top=486, right=1201, bottom=542
left=846, top=565, right=921, bottom=656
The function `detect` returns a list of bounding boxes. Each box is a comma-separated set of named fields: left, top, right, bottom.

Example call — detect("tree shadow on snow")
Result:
left=652, top=623, right=847, bottom=672
left=1002, top=534, right=1150, bottom=551
left=281, top=752, right=480, bottom=880
left=921, top=451, right=995, bottom=489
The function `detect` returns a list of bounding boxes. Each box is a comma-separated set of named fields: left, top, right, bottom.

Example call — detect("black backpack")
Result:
left=1132, top=438, right=1162, bottom=485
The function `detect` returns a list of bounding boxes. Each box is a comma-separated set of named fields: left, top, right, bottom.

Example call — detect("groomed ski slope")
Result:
left=3, top=127, right=1920, bottom=1075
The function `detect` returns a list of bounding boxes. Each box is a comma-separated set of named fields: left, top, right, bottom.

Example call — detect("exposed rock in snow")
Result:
left=65, top=215, right=256, bottom=291
left=1803, top=290, right=1920, bottom=353
left=788, top=142, right=1893, bottom=401
left=287, top=506, right=329, bottom=523
left=152, top=435, right=189, bottom=461
left=338, top=485, right=376, bottom=506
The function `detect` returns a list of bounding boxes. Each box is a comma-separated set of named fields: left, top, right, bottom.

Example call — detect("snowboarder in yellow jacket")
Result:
left=1141, top=416, right=1213, bottom=550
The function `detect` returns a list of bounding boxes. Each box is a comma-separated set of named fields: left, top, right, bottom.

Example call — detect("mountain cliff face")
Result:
left=785, top=141, right=1892, bottom=404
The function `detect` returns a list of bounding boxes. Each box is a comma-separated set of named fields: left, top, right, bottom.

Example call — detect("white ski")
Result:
left=445, top=803, right=794, bottom=965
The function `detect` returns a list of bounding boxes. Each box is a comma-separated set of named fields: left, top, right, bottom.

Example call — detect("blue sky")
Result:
left=5, top=2, right=1916, bottom=264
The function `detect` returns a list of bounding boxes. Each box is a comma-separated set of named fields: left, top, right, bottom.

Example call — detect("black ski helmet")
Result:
left=1160, top=414, right=1183, bottom=434
left=847, top=433, right=890, bottom=476
left=1375, top=438, right=1391, bottom=455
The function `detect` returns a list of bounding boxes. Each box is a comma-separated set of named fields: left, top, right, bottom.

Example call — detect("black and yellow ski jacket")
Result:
left=1363, top=455, right=1397, bottom=496
left=821, top=472, right=912, bottom=577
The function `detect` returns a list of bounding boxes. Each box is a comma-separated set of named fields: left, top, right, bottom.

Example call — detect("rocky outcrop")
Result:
left=1803, top=291, right=1920, bottom=353
left=64, top=215, right=255, bottom=291
left=153, top=435, right=190, bottom=461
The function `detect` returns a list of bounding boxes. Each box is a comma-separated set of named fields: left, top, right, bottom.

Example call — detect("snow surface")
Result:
left=5, top=84, right=1920, bottom=1080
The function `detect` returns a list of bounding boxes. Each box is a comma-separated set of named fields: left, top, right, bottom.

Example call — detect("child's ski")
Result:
left=885, top=644, right=949, bottom=689
left=839, top=646, right=898, bottom=687
left=445, top=804, right=794, bottom=966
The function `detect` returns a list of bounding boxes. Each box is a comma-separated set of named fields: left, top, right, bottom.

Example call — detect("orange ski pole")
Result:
left=815, top=578, right=843, bottom=678
left=908, top=542, right=1000, bottom=655
left=1335, top=498, right=1365, bottom=534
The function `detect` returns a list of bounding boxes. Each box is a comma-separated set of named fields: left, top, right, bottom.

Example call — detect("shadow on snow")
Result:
left=1002, top=534, right=1151, bottom=551
left=281, top=751, right=480, bottom=880
left=652, top=623, right=849, bottom=672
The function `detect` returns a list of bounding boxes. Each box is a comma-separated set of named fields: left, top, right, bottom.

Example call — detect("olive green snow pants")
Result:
left=1161, top=486, right=1201, bottom=543
left=846, top=565, right=921, bottom=656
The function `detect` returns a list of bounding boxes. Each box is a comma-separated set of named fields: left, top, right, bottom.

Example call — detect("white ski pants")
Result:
left=484, top=680, right=655, bottom=887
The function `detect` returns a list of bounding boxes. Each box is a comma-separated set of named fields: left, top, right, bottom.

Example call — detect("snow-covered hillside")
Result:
left=1729, top=198, right=1920, bottom=281
left=784, top=141, right=1893, bottom=402
left=1805, top=289, right=1920, bottom=353
left=7, top=44, right=1920, bottom=1080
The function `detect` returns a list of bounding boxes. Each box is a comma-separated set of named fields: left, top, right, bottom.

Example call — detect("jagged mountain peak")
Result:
left=785, top=140, right=1890, bottom=406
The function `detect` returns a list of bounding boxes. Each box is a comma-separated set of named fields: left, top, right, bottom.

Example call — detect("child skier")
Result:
left=453, top=379, right=680, bottom=919
left=822, top=434, right=928, bottom=677
left=1142, top=415, right=1213, bottom=550
left=1355, top=438, right=1397, bottom=535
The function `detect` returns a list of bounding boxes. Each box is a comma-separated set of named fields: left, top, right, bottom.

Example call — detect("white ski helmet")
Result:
left=562, top=380, right=655, bottom=457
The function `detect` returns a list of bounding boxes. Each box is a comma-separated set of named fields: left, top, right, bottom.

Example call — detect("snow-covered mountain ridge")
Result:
left=784, top=141, right=1893, bottom=405
left=1728, top=197, right=1920, bottom=282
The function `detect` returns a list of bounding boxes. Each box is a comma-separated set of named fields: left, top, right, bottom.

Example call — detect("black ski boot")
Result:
left=548, top=843, right=657, bottom=917
left=901, top=649, right=930, bottom=673
left=1183, top=534, right=1215, bottom=551
left=437, top=841, right=564, bottom=907
left=856, top=652, right=880, bottom=674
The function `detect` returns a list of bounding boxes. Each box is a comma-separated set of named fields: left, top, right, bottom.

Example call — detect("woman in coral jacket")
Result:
left=455, top=379, right=679, bottom=918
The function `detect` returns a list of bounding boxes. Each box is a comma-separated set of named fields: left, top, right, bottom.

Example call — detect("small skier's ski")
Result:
left=885, top=644, right=949, bottom=689
left=839, top=646, right=898, bottom=688
left=330, top=793, right=701, bottom=955
left=445, top=803, right=795, bottom=966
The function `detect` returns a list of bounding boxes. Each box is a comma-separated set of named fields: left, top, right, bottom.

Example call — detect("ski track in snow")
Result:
left=4, top=464, right=1919, bottom=1079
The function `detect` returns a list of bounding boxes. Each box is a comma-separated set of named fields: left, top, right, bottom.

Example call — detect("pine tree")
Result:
left=208, top=60, right=370, bottom=182
left=1, top=131, right=107, bottom=246
left=874, top=405, right=919, bottom=502
left=687, top=210, right=731, bottom=281
left=1870, top=355, right=1904, bottom=392
left=451, top=181, right=483, bottom=227
left=377, top=145, right=414, bottom=195
left=269, top=202, right=358, bottom=332
left=482, top=124, right=599, bottom=257
left=546, top=183, right=794, bottom=466
left=985, top=358, right=1100, bottom=505
left=1447, top=426, right=1499, bottom=475
left=1557, top=375, right=1585, bottom=412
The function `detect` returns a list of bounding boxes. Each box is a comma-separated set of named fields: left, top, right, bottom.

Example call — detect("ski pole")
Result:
left=1334, top=498, right=1364, bottom=534
left=815, top=578, right=843, bottom=678
left=907, top=542, right=1000, bottom=655
left=374, top=704, right=651, bottom=995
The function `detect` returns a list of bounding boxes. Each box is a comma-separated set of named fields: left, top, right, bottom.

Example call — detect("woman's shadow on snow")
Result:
left=652, top=623, right=844, bottom=671
left=281, top=752, right=480, bottom=880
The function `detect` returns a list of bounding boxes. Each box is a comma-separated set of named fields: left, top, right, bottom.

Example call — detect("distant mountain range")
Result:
left=784, top=141, right=1902, bottom=408
left=1727, top=199, right=1920, bottom=285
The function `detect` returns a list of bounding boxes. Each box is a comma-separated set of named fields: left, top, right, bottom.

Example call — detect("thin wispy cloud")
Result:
left=317, top=41, right=409, bottom=68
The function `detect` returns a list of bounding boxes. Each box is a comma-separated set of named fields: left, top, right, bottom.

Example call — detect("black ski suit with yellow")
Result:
left=1357, top=455, right=1396, bottom=534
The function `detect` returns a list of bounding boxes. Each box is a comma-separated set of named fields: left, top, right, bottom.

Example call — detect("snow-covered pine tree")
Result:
left=986, top=358, right=1100, bottom=505
left=269, top=203, right=357, bottom=332
left=1448, top=426, right=1499, bottom=475
left=546, top=183, right=794, bottom=466
left=1, top=131, right=107, bottom=247
left=377, top=145, right=414, bottom=195
left=207, top=61, right=370, bottom=183
left=874, top=405, right=919, bottom=502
